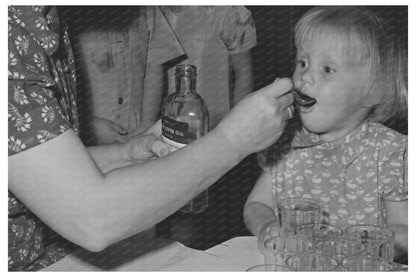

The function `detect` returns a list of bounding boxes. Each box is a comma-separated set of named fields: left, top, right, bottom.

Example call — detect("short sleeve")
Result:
left=220, top=6, right=257, bottom=54
left=8, top=7, right=71, bottom=156
left=380, top=142, right=408, bottom=202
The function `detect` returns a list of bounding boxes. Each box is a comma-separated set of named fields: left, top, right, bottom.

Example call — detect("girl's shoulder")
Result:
left=368, top=121, right=407, bottom=154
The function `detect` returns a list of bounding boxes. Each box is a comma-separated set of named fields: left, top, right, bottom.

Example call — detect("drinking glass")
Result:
left=263, top=235, right=313, bottom=266
left=340, top=254, right=390, bottom=271
left=246, top=264, right=295, bottom=271
left=294, top=223, right=343, bottom=255
left=286, top=252, right=340, bottom=271
left=319, top=237, right=367, bottom=262
left=344, top=224, right=395, bottom=268
left=277, top=197, right=322, bottom=234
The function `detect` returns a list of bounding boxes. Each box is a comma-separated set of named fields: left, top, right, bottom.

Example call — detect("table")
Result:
left=161, top=236, right=263, bottom=271
left=161, top=236, right=408, bottom=271
left=43, top=234, right=408, bottom=271
left=42, top=232, right=200, bottom=271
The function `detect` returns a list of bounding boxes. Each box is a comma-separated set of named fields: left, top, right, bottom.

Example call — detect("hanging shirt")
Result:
left=8, top=6, right=79, bottom=270
left=72, top=7, right=184, bottom=135
left=160, top=6, right=257, bottom=130
left=271, top=120, right=407, bottom=230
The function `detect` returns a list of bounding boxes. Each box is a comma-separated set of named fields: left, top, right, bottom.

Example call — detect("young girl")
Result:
left=244, top=6, right=407, bottom=259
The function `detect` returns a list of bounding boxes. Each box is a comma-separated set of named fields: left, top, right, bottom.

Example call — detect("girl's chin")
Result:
left=299, top=115, right=326, bottom=133
left=298, top=104, right=316, bottom=114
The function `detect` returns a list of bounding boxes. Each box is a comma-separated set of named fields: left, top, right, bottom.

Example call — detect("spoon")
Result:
left=292, top=89, right=316, bottom=107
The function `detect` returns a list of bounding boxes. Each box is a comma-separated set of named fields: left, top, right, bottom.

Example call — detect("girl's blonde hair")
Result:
left=294, top=6, right=407, bottom=123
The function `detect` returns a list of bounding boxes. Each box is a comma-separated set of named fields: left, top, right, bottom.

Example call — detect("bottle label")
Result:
left=161, top=136, right=186, bottom=152
left=161, top=116, right=188, bottom=151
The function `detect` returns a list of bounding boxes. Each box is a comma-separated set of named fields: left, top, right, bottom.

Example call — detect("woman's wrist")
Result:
left=211, top=126, right=246, bottom=162
left=88, top=143, right=134, bottom=173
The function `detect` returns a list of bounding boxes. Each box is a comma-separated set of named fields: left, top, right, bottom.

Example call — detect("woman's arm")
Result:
left=9, top=128, right=240, bottom=252
left=87, top=121, right=168, bottom=173
left=86, top=134, right=168, bottom=174
left=9, top=79, right=295, bottom=252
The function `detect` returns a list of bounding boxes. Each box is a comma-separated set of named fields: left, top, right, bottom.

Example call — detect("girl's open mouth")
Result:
left=292, top=89, right=316, bottom=107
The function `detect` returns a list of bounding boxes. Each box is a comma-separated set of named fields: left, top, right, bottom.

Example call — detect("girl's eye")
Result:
left=297, top=60, right=307, bottom=69
left=323, top=65, right=336, bottom=74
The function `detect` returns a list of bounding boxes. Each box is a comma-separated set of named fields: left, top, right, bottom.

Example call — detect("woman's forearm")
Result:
left=98, top=128, right=241, bottom=244
left=87, top=144, right=133, bottom=174
left=9, top=79, right=295, bottom=252
left=9, top=128, right=241, bottom=252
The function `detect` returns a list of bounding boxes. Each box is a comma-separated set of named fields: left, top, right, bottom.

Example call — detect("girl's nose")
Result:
left=300, top=66, right=314, bottom=85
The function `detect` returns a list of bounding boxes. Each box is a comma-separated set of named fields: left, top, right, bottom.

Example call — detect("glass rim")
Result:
left=287, top=251, right=339, bottom=261
left=296, top=222, right=343, bottom=231
left=264, top=234, right=313, bottom=244
left=341, top=254, right=389, bottom=262
left=285, top=251, right=340, bottom=271
left=263, top=235, right=313, bottom=253
left=344, top=224, right=395, bottom=241
left=246, top=264, right=295, bottom=271
left=340, top=254, right=393, bottom=271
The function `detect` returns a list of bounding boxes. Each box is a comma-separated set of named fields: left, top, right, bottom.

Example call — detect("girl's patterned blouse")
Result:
left=272, top=120, right=407, bottom=230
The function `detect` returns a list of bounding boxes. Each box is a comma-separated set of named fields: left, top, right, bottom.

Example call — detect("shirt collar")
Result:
left=291, top=120, right=372, bottom=168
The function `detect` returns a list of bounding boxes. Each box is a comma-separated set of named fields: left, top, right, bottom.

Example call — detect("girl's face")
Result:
left=292, top=32, right=371, bottom=142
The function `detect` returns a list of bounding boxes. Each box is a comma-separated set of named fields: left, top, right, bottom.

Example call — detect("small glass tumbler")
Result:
left=344, top=224, right=395, bottom=267
left=286, top=252, right=340, bottom=271
left=246, top=264, right=295, bottom=271
left=263, top=235, right=313, bottom=266
left=319, top=238, right=367, bottom=262
left=340, top=254, right=390, bottom=271
left=294, top=223, right=343, bottom=254
left=277, top=197, right=322, bottom=233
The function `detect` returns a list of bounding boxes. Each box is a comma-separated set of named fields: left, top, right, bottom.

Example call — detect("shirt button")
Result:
left=118, top=97, right=124, bottom=104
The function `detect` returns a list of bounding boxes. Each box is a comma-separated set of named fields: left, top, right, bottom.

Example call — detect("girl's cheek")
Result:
left=292, top=73, right=302, bottom=88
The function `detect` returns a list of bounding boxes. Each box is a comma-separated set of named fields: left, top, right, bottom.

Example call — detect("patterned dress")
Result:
left=8, top=6, right=79, bottom=270
left=271, top=120, right=407, bottom=230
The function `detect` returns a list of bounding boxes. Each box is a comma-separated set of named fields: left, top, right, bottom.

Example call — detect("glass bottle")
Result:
left=161, top=64, right=209, bottom=214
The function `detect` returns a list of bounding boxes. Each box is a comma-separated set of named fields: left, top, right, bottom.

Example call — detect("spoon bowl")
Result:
left=292, top=90, right=316, bottom=107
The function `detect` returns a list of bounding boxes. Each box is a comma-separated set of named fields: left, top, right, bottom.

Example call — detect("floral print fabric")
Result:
left=8, top=6, right=78, bottom=270
left=272, top=120, right=407, bottom=230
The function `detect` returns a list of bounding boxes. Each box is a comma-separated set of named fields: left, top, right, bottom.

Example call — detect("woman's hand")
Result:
left=85, top=120, right=168, bottom=173
left=216, top=77, right=294, bottom=158
left=124, top=120, right=169, bottom=163
left=124, top=134, right=169, bottom=163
